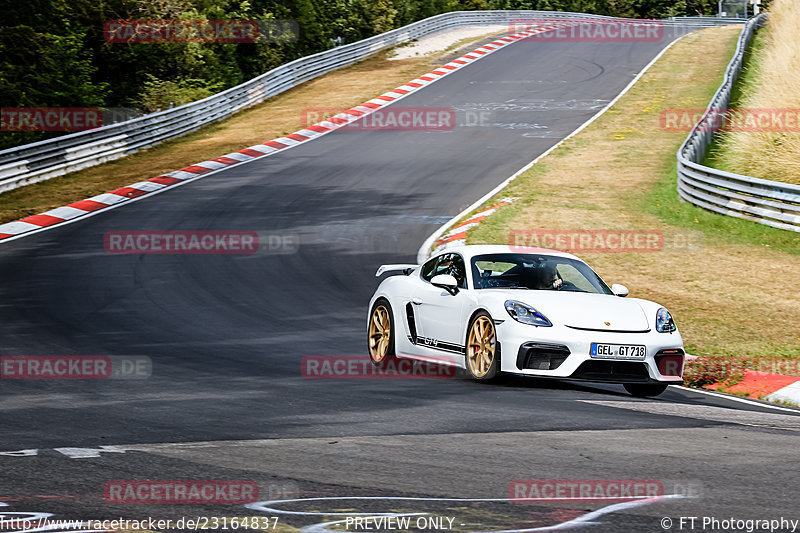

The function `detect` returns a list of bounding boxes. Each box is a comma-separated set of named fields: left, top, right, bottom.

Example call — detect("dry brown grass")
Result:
left=468, top=26, right=800, bottom=361
left=713, top=0, right=800, bottom=184
left=0, top=29, right=507, bottom=224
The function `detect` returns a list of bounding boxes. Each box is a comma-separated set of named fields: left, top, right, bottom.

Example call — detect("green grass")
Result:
left=467, top=163, right=549, bottom=246
left=642, top=26, right=799, bottom=256
left=643, top=155, right=800, bottom=256
left=453, top=26, right=800, bottom=362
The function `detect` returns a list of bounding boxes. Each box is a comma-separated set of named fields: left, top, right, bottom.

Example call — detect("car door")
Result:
left=412, top=253, right=471, bottom=358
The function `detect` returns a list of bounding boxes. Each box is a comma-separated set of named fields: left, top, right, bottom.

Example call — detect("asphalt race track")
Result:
left=1, top=24, right=798, bottom=533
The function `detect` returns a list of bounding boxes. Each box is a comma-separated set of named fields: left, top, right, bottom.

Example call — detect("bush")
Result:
left=138, top=75, right=221, bottom=113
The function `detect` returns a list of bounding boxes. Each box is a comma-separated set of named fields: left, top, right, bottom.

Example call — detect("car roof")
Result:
left=434, top=244, right=582, bottom=262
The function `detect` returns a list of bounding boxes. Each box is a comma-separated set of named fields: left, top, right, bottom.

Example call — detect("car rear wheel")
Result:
left=368, top=299, right=395, bottom=365
left=624, top=383, right=669, bottom=397
left=466, top=312, right=498, bottom=380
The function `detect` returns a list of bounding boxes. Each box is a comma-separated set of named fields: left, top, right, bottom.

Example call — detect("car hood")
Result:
left=493, top=290, right=651, bottom=332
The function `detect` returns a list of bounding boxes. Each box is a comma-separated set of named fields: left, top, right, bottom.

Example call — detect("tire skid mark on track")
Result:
left=417, top=32, right=689, bottom=264
left=245, top=494, right=685, bottom=533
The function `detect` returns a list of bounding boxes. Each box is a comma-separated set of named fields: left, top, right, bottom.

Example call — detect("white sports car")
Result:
left=367, top=245, right=684, bottom=397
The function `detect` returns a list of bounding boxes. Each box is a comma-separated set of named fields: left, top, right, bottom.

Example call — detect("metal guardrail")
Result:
left=0, top=11, right=743, bottom=194
left=668, top=15, right=748, bottom=23
left=676, top=13, right=800, bottom=232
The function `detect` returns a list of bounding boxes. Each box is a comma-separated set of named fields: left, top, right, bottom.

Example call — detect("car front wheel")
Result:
left=465, top=312, right=499, bottom=381
left=368, top=299, right=395, bottom=366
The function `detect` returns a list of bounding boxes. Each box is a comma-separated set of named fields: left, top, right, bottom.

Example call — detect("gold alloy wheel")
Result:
left=467, top=315, right=496, bottom=378
left=368, top=304, right=392, bottom=362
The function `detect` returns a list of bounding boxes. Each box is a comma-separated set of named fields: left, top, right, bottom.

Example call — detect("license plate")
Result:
left=590, top=343, right=646, bottom=360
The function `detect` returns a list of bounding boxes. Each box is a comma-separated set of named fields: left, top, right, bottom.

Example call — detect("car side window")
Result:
left=555, top=263, right=595, bottom=292
left=420, top=256, right=439, bottom=282
left=449, top=254, right=468, bottom=288
left=427, top=253, right=467, bottom=289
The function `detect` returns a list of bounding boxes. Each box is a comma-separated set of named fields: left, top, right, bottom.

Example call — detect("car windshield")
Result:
left=471, top=253, right=613, bottom=294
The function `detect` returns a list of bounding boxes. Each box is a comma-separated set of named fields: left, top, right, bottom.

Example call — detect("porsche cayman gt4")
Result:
left=367, top=245, right=684, bottom=397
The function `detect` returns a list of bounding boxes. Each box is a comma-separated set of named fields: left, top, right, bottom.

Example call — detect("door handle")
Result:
left=411, top=298, right=423, bottom=305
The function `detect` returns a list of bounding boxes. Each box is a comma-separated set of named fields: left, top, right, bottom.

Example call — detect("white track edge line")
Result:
left=671, top=385, right=800, bottom=413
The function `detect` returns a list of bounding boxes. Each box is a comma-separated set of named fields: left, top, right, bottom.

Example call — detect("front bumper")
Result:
left=498, top=321, right=684, bottom=383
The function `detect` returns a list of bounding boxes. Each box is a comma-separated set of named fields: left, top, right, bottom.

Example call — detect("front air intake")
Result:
left=516, top=342, right=571, bottom=370
left=570, top=361, right=651, bottom=383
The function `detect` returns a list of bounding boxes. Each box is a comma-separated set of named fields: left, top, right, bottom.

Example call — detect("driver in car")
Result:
left=528, top=262, right=563, bottom=290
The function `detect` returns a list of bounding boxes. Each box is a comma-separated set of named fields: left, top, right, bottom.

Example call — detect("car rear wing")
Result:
left=376, top=264, right=418, bottom=277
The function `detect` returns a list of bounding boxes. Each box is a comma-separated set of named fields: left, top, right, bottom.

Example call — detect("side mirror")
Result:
left=611, top=283, right=629, bottom=297
left=431, top=274, right=459, bottom=295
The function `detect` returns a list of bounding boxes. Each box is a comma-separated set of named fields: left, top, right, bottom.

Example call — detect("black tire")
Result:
left=367, top=298, right=396, bottom=366
left=465, top=311, right=499, bottom=381
left=624, top=383, right=669, bottom=397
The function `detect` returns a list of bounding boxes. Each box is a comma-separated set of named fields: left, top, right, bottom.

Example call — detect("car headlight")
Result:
left=505, top=300, right=552, bottom=327
left=656, top=307, right=676, bottom=333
